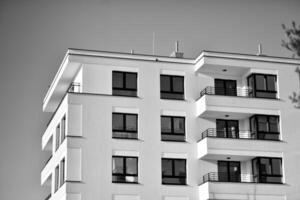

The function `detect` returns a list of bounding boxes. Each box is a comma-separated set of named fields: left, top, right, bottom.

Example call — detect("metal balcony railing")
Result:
left=202, top=172, right=256, bottom=184
left=68, top=82, right=81, bottom=93
left=199, top=86, right=251, bottom=99
left=199, top=128, right=253, bottom=141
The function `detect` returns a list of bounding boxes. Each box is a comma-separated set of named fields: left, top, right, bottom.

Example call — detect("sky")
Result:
left=0, top=0, right=300, bottom=199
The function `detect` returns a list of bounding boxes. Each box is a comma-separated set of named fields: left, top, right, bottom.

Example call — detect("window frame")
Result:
left=112, top=156, right=138, bottom=184
left=252, top=157, right=283, bottom=184
left=161, top=158, right=187, bottom=185
left=247, top=73, right=277, bottom=99
left=161, top=115, right=186, bottom=142
left=112, top=112, right=138, bottom=139
left=112, top=71, right=137, bottom=97
left=249, top=115, right=280, bottom=141
left=160, top=75, right=184, bottom=100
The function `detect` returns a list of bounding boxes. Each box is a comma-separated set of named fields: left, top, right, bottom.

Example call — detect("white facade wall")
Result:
left=41, top=49, right=300, bottom=200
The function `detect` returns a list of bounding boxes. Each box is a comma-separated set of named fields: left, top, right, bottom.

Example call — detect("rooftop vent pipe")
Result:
left=170, top=41, right=184, bottom=58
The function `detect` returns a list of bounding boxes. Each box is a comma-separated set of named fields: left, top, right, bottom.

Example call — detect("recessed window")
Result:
left=214, top=79, right=237, bottom=96
left=160, top=75, right=184, bottom=100
left=250, top=115, right=280, bottom=140
left=252, top=157, right=282, bottom=183
left=161, top=116, right=185, bottom=142
left=112, top=71, right=137, bottom=97
left=60, top=116, right=66, bottom=144
left=247, top=74, right=277, bottom=99
left=162, top=158, right=186, bottom=185
left=112, top=113, right=138, bottom=139
left=55, top=125, right=60, bottom=151
left=59, top=159, right=65, bottom=187
left=112, top=156, right=138, bottom=183
left=54, top=165, right=59, bottom=192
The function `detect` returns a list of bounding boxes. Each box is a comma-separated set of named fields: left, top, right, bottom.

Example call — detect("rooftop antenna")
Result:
left=152, top=32, right=155, bottom=55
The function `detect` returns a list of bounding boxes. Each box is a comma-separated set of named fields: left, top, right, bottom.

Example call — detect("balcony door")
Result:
left=216, top=119, right=239, bottom=138
left=214, top=79, right=237, bottom=96
left=218, top=161, right=241, bottom=182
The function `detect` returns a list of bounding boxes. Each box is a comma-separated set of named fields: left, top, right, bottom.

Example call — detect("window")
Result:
left=216, top=119, right=239, bottom=138
left=162, top=158, right=186, bottom=185
left=252, top=157, right=282, bottom=183
left=160, top=75, right=184, bottom=100
left=55, top=125, right=60, bottom=151
left=112, top=113, right=138, bottom=139
left=112, top=156, right=138, bottom=183
left=247, top=74, right=277, bottom=98
left=59, top=159, right=65, bottom=187
left=161, top=116, right=185, bottom=141
left=250, top=115, right=280, bottom=140
left=112, top=71, right=137, bottom=96
left=218, top=161, right=241, bottom=182
left=214, top=79, right=237, bottom=96
left=54, top=165, right=59, bottom=192
left=60, top=116, right=66, bottom=144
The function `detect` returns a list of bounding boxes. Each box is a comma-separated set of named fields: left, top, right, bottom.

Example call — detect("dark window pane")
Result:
left=173, top=77, right=184, bottom=93
left=258, top=116, right=268, bottom=132
left=256, top=75, right=266, bottom=90
left=126, top=73, right=137, bottom=89
left=267, top=76, right=276, bottom=91
left=269, top=117, right=279, bottom=132
left=161, top=117, right=172, bottom=133
left=260, top=158, right=271, bottom=175
left=174, top=160, right=186, bottom=176
left=215, top=80, right=225, bottom=95
left=112, top=157, right=124, bottom=174
left=255, top=92, right=277, bottom=98
left=126, top=158, right=137, bottom=175
left=113, top=72, right=123, bottom=88
left=272, top=159, right=282, bottom=175
left=161, top=76, right=171, bottom=92
left=125, top=115, right=137, bottom=131
left=173, top=118, right=185, bottom=134
left=161, top=134, right=185, bottom=141
left=113, top=114, right=124, bottom=131
left=162, top=159, right=172, bottom=176
left=265, top=176, right=282, bottom=183
left=161, top=93, right=184, bottom=100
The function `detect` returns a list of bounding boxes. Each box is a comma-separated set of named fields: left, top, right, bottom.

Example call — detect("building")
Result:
left=41, top=48, right=300, bottom=200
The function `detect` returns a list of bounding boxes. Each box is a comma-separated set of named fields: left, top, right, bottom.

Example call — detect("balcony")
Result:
left=41, top=137, right=82, bottom=185
left=48, top=181, right=82, bottom=200
left=197, top=129, right=283, bottom=160
left=199, top=172, right=286, bottom=200
left=196, top=87, right=281, bottom=119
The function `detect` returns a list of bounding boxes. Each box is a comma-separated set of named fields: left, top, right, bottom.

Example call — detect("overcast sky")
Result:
left=0, top=0, right=300, bottom=199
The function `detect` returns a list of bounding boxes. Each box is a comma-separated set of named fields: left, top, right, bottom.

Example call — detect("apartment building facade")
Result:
left=41, top=48, right=300, bottom=200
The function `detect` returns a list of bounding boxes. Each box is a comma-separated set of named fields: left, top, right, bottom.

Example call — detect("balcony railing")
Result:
left=202, top=172, right=283, bottom=184
left=202, top=172, right=256, bottom=184
left=199, top=86, right=251, bottom=99
left=199, top=128, right=253, bottom=141
left=68, top=82, right=81, bottom=93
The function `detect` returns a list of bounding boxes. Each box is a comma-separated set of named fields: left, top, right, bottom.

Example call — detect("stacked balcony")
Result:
left=196, top=54, right=286, bottom=200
